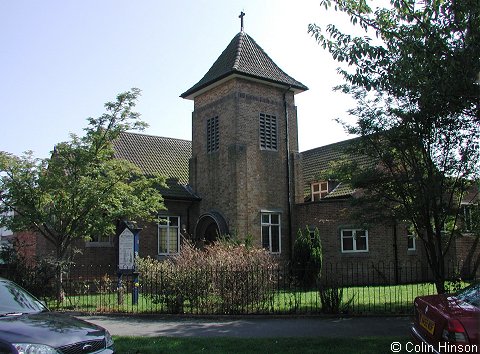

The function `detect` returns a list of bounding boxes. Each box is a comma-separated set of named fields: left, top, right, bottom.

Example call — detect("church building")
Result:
left=27, top=21, right=477, bottom=282
left=112, top=26, right=308, bottom=261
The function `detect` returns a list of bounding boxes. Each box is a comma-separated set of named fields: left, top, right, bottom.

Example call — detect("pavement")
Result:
left=77, top=315, right=413, bottom=338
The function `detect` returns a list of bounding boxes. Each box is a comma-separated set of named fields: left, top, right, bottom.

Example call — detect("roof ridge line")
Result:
left=120, top=131, right=192, bottom=143
left=300, top=136, right=360, bottom=154
left=232, top=32, right=243, bottom=70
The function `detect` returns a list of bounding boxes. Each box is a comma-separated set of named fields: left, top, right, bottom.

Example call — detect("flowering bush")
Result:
left=136, top=239, right=278, bottom=314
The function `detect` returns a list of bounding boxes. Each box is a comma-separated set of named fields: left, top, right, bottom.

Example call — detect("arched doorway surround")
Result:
left=195, top=211, right=229, bottom=244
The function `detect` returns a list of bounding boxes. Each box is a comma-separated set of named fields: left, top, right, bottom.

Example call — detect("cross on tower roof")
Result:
left=239, top=11, right=245, bottom=32
left=180, top=20, right=309, bottom=99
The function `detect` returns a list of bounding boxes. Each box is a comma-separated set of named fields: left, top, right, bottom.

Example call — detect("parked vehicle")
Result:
left=0, top=277, right=115, bottom=354
left=411, top=282, right=479, bottom=353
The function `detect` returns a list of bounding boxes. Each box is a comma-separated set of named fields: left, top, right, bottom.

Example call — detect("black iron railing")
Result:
left=1, top=260, right=473, bottom=315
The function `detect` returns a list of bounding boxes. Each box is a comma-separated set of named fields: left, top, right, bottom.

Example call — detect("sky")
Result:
left=0, top=0, right=359, bottom=159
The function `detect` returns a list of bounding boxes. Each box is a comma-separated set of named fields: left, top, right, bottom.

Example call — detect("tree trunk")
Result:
left=54, top=244, right=66, bottom=305
left=55, top=264, right=65, bottom=305
left=433, top=277, right=446, bottom=294
left=424, top=230, right=447, bottom=294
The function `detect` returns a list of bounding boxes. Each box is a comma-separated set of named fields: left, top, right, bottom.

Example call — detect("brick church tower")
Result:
left=181, top=23, right=307, bottom=257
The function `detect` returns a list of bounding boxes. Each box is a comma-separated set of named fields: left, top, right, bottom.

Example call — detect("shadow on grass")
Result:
left=113, top=336, right=411, bottom=354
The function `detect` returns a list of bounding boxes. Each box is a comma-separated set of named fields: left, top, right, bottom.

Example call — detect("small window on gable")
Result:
left=207, top=116, right=219, bottom=153
left=311, top=181, right=329, bottom=201
left=259, top=113, right=277, bottom=151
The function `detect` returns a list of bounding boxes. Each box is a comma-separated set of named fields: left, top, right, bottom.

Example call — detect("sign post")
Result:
left=117, top=221, right=141, bottom=305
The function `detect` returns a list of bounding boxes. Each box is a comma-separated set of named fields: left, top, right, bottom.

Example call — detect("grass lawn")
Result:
left=49, top=282, right=440, bottom=314
left=272, top=282, right=437, bottom=314
left=113, top=336, right=411, bottom=353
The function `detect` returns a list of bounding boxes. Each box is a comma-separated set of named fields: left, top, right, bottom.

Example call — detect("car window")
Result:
left=0, top=280, right=47, bottom=315
left=456, top=283, right=480, bottom=308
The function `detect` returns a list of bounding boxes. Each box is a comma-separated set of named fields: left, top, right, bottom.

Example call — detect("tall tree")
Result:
left=309, top=0, right=480, bottom=293
left=0, top=88, right=165, bottom=297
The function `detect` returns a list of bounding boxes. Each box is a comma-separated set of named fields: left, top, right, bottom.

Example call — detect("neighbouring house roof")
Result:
left=301, top=137, right=369, bottom=200
left=181, top=31, right=308, bottom=99
left=113, top=132, right=199, bottom=201
left=302, top=137, right=480, bottom=206
left=462, top=183, right=479, bottom=205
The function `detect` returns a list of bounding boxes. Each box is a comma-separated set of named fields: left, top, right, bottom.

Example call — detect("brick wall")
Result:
left=454, top=234, right=480, bottom=279
left=13, top=231, right=37, bottom=266
left=67, top=199, right=198, bottom=276
left=294, top=198, right=428, bottom=284
left=190, top=77, right=300, bottom=259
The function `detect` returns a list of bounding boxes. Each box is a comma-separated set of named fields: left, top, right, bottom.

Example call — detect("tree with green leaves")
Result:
left=309, top=0, right=480, bottom=293
left=0, top=88, right=165, bottom=298
left=292, top=227, right=323, bottom=288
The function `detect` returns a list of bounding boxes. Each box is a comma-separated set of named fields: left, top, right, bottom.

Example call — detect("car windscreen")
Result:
left=456, top=283, right=480, bottom=308
left=0, top=280, right=47, bottom=315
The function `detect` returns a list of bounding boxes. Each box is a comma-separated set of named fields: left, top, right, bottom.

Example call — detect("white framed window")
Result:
left=261, top=212, right=281, bottom=254
left=86, top=233, right=113, bottom=247
left=311, top=181, right=328, bottom=201
left=407, top=232, right=416, bottom=251
left=158, top=216, right=180, bottom=255
left=207, top=116, right=219, bottom=153
left=259, top=113, right=277, bottom=150
left=341, top=229, right=368, bottom=253
left=0, top=239, right=13, bottom=265
left=0, top=210, right=14, bottom=237
left=89, top=234, right=112, bottom=243
left=462, top=204, right=477, bottom=232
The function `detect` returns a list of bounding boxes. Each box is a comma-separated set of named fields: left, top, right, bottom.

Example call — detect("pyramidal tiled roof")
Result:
left=113, top=132, right=199, bottom=200
left=181, top=31, right=308, bottom=99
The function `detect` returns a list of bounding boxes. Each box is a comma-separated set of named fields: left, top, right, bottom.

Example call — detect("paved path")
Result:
left=77, top=315, right=412, bottom=338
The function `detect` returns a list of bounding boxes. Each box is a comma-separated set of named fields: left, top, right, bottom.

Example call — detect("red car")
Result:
left=411, top=282, right=479, bottom=353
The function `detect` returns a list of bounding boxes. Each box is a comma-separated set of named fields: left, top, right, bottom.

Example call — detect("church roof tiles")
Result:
left=181, top=31, right=308, bottom=99
left=113, top=132, right=199, bottom=200
left=301, top=137, right=370, bottom=200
